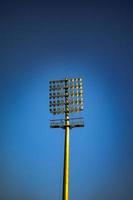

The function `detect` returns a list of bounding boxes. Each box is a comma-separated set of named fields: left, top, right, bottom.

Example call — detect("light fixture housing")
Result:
left=49, top=78, right=84, bottom=115
left=49, top=78, right=84, bottom=128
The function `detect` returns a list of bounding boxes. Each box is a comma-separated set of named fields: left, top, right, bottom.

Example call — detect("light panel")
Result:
left=49, top=78, right=84, bottom=115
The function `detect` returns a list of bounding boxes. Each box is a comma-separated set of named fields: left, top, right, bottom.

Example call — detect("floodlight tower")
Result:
left=49, top=78, right=84, bottom=200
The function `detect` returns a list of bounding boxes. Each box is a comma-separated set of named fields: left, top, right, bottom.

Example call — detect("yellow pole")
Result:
left=62, top=115, right=70, bottom=200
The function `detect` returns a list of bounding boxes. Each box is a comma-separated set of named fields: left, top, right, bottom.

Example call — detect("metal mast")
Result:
left=49, top=78, right=84, bottom=200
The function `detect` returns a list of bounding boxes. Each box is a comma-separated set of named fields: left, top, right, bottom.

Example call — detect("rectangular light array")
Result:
left=49, top=78, right=83, bottom=115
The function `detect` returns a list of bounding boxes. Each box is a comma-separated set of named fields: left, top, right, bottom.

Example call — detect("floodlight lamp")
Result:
left=71, top=78, right=75, bottom=81
left=81, top=106, right=84, bottom=110
left=70, top=85, right=74, bottom=89
left=80, top=101, right=83, bottom=105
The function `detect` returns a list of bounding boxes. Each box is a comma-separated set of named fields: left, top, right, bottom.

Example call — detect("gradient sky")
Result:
left=1, top=1, right=133, bottom=200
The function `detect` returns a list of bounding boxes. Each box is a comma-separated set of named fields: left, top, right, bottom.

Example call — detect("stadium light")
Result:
left=49, top=78, right=84, bottom=200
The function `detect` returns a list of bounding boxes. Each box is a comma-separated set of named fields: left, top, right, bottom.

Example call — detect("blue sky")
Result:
left=1, top=1, right=133, bottom=200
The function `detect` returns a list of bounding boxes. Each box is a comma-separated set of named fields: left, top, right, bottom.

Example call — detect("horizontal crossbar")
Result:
left=50, top=117, right=84, bottom=129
